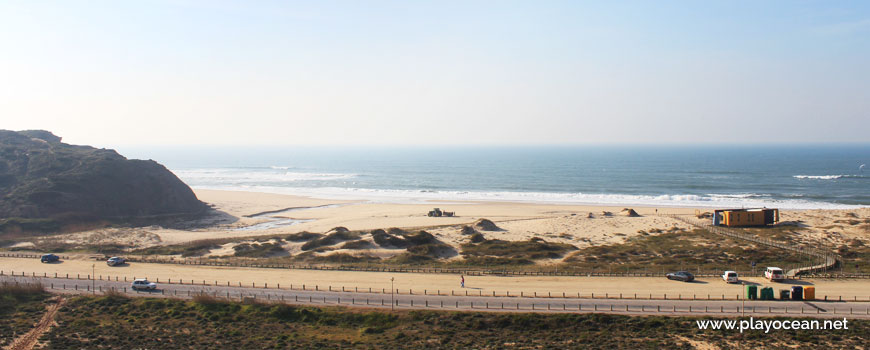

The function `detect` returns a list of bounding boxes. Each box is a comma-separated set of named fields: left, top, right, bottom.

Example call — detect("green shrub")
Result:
left=340, top=240, right=373, bottom=250
left=285, top=232, right=322, bottom=242
left=461, top=238, right=576, bottom=260
left=300, top=231, right=361, bottom=251
left=372, top=230, right=408, bottom=248
left=233, top=242, right=285, bottom=257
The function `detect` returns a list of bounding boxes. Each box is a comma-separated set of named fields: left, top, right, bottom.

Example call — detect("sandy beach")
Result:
left=43, top=189, right=699, bottom=250
left=178, top=188, right=705, bottom=247
left=20, top=189, right=869, bottom=262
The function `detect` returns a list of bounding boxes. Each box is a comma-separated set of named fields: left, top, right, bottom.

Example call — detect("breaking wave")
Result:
left=190, top=185, right=865, bottom=210
left=793, top=175, right=864, bottom=180
left=173, top=168, right=357, bottom=185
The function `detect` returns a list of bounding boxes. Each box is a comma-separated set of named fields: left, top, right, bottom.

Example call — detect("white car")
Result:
left=722, top=271, right=739, bottom=283
left=764, top=267, right=784, bottom=282
left=131, top=279, right=157, bottom=290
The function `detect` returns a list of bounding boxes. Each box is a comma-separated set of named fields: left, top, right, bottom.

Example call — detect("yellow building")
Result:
left=713, top=208, right=779, bottom=227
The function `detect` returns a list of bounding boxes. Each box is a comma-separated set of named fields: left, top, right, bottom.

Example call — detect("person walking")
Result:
left=461, top=275, right=465, bottom=288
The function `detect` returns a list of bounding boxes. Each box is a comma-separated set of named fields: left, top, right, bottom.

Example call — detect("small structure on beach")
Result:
left=427, top=208, right=455, bottom=217
left=621, top=208, right=640, bottom=217
left=713, top=208, right=779, bottom=227
left=474, top=218, right=501, bottom=231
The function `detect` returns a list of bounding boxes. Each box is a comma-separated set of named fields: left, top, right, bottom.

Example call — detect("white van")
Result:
left=722, top=271, right=739, bottom=283
left=764, top=267, right=784, bottom=282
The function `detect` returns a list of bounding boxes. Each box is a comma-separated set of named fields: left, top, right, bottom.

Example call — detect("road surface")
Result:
left=3, top=257, right=870, bottom=302
left=3, top=275, right=868, bottom=319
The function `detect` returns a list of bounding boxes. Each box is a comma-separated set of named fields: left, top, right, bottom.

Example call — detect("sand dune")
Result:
left=16, top=190, right=869, bottom=261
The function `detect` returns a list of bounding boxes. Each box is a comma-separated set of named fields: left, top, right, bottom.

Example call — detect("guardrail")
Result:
left=0, top=253, right=72, bottom=260
left=3, top=271, right=870, bottom=303
left=668, top=215, right=840, bottom=277
left=3, top=252, right=866, bottom=278
left=41, top=284, right=870, bottom=316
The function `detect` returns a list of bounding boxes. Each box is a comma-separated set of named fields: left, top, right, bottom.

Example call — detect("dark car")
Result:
left=666, top=271, right=694, bottom=282
left=40, top=254, right=60, bottom=263
left=106, top=257, right=126, bottom=266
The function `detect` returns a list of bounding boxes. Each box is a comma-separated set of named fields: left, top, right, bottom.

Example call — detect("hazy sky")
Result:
left=2, top=1, right=869, bottom=147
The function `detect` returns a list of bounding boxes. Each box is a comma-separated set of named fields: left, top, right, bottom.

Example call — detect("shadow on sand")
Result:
left=779, top=279, right=815, bottom=286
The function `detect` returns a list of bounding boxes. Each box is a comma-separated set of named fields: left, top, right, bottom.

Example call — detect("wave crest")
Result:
left=192, top=186, right=864, bottom=210
left=793, top=175, right=863, bottom=180
left=173, top=168, right=357, bottom=183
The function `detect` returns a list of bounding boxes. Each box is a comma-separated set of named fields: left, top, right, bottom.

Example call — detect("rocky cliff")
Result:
left=0, top=130, right=207, bottom=224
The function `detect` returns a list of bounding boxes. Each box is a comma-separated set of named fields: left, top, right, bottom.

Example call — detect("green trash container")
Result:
left=780, top=289, right=790, bottom=300
left=745, top=285, right=757, bottom=300
left=760, top=287, right=774, bottom=300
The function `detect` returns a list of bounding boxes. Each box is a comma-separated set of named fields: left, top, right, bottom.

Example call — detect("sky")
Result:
left=1, top=1, right=869, bottom=147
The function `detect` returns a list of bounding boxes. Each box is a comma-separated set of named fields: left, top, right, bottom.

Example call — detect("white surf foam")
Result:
left=190, top=185, right=866, bottom=210
left=173, top=168, right=357, bottom=183
left=793, top=175, right=864, bottom=180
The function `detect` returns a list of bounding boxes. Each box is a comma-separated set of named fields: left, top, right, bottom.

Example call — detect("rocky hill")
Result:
left=0, top=130, right=207, bottom=227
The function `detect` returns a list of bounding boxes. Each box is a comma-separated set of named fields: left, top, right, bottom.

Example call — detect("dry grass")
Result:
left=0, top=281, right=50, bottom=347
left=0, top=281, right=45, bottom=296
left=36, top=294, right=870, bottom=349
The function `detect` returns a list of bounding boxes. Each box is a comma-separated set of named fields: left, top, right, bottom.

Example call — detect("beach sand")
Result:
left=95, top=190, right=701, bottom=253
left=8, top=189, right=870, bottom=297
left=21, top=189, right=870, bottom=259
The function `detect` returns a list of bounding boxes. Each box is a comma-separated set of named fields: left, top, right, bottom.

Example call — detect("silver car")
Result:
left=131, top=279, right=157, bottom=290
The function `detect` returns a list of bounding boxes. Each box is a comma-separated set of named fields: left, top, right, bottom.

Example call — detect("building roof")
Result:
left=714, top=208, right=777, bottom=212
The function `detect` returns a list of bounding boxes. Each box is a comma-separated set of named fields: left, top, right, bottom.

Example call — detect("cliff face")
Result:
left=0, top=130, right=207, bottom=221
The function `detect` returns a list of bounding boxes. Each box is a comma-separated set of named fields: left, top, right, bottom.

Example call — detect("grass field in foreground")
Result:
left=1, top=291, right=855, bottom=349
left=0, top=282, right=53, bottom=347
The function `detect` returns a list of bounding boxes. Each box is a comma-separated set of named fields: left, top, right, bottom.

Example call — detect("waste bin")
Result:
left=745, top=285, right=757, bottom=300
left=779, top=289, right=790, bottom=300
left=791, top=286, right=803, bottom=301
left=760, top=287, right=774, bottom=300
left=803, top=286, right=815, bottom=301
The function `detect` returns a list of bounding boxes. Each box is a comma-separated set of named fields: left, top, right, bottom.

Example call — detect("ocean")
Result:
left=120, top=145, right=870, bottom=209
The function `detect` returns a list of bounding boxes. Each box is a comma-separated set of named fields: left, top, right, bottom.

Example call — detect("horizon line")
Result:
left=107, top=142, right=870, bottom=148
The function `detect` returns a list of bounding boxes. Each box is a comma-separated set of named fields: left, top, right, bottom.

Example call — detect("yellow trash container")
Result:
left=803, top=286, right=815, bottom=301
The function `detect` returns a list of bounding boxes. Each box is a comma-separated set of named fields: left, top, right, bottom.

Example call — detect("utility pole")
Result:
left=92, top=264, right=95, bottom=295
left=390, top=277, right=395, bottom=311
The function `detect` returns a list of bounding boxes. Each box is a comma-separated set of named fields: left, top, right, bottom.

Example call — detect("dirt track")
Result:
left=6, top=296, right=65, bottom=350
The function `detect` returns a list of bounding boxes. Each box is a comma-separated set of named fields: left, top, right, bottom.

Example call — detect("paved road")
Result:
left=5, top=257, right=870, bottom=302
left=3, top=275, right=868, bottom=319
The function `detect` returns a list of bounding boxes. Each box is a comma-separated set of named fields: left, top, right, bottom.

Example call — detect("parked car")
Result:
left=764, top=267, right=784, bottom=281
left=666, top=271, right=694, bottom=282
left=131, top=279, right=157, bottom=290
left=106, top=257, right=126, bottom=266
left=40, top=254, right=60, bottom=263
left=722, top=270, right=739, bottom=283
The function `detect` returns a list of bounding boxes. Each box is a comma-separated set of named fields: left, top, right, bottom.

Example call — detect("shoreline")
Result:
left=171, top=189, right=865, bottom=251
left=187, top=185, right=868, bottom=210
left=12, top=189, right=867, bottom=262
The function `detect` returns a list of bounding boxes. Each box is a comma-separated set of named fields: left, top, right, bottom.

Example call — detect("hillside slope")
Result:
left=0, top=130, right=206, bottom=223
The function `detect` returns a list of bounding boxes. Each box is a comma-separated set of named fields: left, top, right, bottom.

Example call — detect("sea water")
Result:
left=120, top=145, right=869, bottom=209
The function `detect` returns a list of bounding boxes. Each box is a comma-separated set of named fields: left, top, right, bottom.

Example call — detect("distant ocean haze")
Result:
left=119, top=145, right=870, bottom=209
